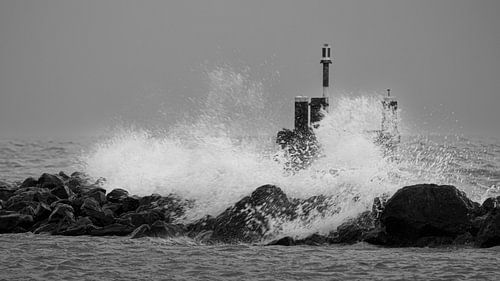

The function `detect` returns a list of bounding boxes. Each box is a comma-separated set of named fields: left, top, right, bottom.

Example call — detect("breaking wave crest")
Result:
left=83, top=66, right=474, bottom=238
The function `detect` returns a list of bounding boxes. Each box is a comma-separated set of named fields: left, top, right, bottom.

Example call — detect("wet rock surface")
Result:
left=2, top=172, right=500, bottom=248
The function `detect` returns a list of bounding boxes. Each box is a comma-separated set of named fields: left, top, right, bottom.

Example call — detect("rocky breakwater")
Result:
left=0, top=172, right=192, bottom=238
left=269, top=184, right=500, bottom=248
left=2, top=173, right=500, bottom=248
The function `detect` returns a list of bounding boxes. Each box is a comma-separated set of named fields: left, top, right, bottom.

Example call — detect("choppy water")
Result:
left=1, top=234, right=499, bottom=281
left=1, top=68, right=499, bottom=279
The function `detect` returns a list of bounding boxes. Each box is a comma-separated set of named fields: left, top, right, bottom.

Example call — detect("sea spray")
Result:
left=83, top=67, right=472, bottom=239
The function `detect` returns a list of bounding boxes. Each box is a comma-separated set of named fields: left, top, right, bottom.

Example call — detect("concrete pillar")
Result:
left=294, top=96, right=309, bottom=133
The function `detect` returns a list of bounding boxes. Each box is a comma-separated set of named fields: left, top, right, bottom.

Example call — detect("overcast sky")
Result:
left=0, top=0, right=499, bottom=138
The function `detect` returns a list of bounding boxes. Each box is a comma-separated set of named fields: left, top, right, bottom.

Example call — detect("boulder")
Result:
left=33, top=222, right=58, bottom=234
left=136, top=194, right=192, bottom=223
left=267, top=236, right=296, bottom=246
left=334, top=211, right=378, bottom=244
left=59, top=217, right=98, bottom=236
left=90, top=223, right=135, bottom=236
left=0, top=213, right=33, bottom=233
left=38, top=173, right=64, bottom=190
left=121, top=196, right=140, bottom=213
left=130, top=220, right=185, bottom=239
left=211, top=185, right=295, bottom=243
left=80, top=198, right=114, bottom=226
left=19, top=177, right=38, bottom=188
left=48, top=203, right=75, bottom=223
left=0, top=181, right=15, bottom=201
left=380, top=184, right=480, bottom=246
left=5, top=188, right=57, bottom=210
left=482, top=196, right=500, bottom=213
left=187, top=215, right=217, bottom=236
left=106, top=188, right=129, bottom=203
left=117, top=209, right=165, bottom=227
left=476, top=208, right=500, bottom=248
left=51, top=185, right=73, bottom=200
left=67, top=172, right=93, bottom=191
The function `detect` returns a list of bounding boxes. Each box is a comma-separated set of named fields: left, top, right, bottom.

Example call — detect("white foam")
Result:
left=83, top=66, right=450, bottom=238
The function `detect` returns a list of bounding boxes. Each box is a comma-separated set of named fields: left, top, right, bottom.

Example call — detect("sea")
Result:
left=1, top=68, right=500, bottom=280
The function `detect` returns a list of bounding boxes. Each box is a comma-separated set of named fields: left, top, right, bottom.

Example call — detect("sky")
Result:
left=0, top=0, right=499, bottom=138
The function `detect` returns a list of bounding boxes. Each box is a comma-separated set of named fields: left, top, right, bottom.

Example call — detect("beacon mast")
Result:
left=321, top=44, right=332, bottom=97
left=310, top=44, right=331, bottom=127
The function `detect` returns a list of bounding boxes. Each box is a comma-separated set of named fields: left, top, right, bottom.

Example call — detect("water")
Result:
left=1, top=234, right=499, bottom=281
left=1, top=67, right=500, bottom=279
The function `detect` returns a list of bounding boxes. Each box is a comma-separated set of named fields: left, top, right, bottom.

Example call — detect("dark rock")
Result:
left=267, top=236, right=296, bottom=246
left=453, top=232, right=475, bottom=245
left=335, top=211, right=378, bottom=244
left=38, top=173, right=64, bottom=190
left=476, top=208, right=500, bottom=248
left=130, top=220, right=185, bottom=239
left=482, top=196, right=500, bottom=213
left=51, top=185, right=73, bottom=200
left=58, top=171, right=70, bottom=180
left=380, top=184, right=480, bottom=246
left=48, top=203, right=75, bottom=223
left=59, top=217, right=98, bottom=236
left=294, top=195, right=338, bottom=220
left=33, top=222, right=58, bottom=234
left=0, top=181, right=15, bottom=201
left=5, top=188, right=57, bottom=210
left=136, top=194, right=193, bottom=223
left=106, top=188, right=129, bottom=203
left=117, top=209, right=165, bottom=227
left=34, top=202, right=52, bottom=221
left=296, top=233, right=330, bottom=245
left=102, top=202, right=123, bottom=216
left=0, top=213, right=33, bottom=233
left=211, top=184, right=295, bottom=243
left=81, top=198, right=114, bottom=226
left=130, top=224, right=150, bottom=239
left=20, top=177, right=38, bottom=188
left=90, top=223, right=134, bottom=236
left=121, top=196, right=140, bottom=213
left=187, top=215, right=217, bottom=236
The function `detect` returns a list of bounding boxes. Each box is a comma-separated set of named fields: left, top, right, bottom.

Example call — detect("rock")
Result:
left=211, top=185, right=295, bottom=243
left=34, top=202, right=52, bottom=221
left=80, top=198, right=114, bottom=226
left=482, top=196, right=500, bottom=213
left=106, top=188, right=129, bottom=203
left=0, top=181, right=15, bottom=201
left=136, top=194, right=193, bottom=223
left=58, top=171, right=70, bottom=180
left=476, top=208, right=500, bottom=248
left=90, top=223, right=135, bottom=236
left=121, top=196, right=140, bottom=213
left=59, top=217, right=98, bottom=236
left=38, top=173, right=64, bottom=190
left=117, top=209, right=165, bottom=227
left=51, top=185, right=73, bottom=200
left=0, top=213, right=33, bottom=233
left=5, top=188, right=57, bottom=210
left=33, top=222, right=58, bottom=234
left=267, top=236, right=296, bottom=246
left=380, top=184, right=480, bottom=246
left=335, top=211, right=378, bottom=244
left=187, top=215, right=217, bottom=236
left=130, top=221, right=185, bottom=239
left=293, top=195, right=338, bottom=221
left=19, top=177, right=38, bottom=188
left=130, top=224, right=150, bottom=239
left=48, top=203, right=75, bottom=223
left=67, top=172, right=93, bottom=191
left=296, top=233, right=330, bottom=245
